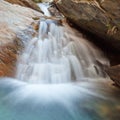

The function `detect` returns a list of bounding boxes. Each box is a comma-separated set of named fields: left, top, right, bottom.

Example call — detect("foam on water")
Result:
left=0, top=77, right=119, bottom=120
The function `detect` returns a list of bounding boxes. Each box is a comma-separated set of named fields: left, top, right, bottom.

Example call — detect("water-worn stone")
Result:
left=0, top=1, right=42, bottom=77
left=5, top=0, right=42, bottom=12
left=55, top=0, right=120, bottom=51
left=107, top=65, right=120, bottom=87
left=33, top=0, right=53, bottom=2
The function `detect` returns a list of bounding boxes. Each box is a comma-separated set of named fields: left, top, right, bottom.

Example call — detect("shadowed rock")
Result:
left=107, top=65, right=120, bottom=87
left=55, top=0, right=120, bottom=52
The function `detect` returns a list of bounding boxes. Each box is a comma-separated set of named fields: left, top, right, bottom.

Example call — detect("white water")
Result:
left=0, top=3, right=119, bottom=120
left=16, top=3, right=109, bottom=84
left=0, top=77, right=117, bottom=120
left=38, top=3, right=51, bottom=16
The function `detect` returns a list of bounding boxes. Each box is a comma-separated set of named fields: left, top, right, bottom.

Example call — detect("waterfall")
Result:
left=38, top=3, right=51, bottom=16
left=0, top=3, right=119, bottom=120
left=16, top=3, right=109, bottom=84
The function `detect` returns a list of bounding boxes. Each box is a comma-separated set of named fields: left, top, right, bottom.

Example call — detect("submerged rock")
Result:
left=5, top=0, right=42, bottom=12
left=0, top=1, right=42, bottom=77
left=55, top=0, right=120, bottom=51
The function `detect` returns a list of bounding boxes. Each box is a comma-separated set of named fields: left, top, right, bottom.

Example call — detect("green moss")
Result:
left=32, top=17, right=40, bottom=20
left=32, top=0, right=42, bottom=3
left=106, top=23, right=112, bottom=29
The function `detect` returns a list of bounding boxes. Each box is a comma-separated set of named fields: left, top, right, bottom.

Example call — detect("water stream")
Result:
left=16, top=3, right=109, bottom=84
left=0, top=3, right=120, bottom=120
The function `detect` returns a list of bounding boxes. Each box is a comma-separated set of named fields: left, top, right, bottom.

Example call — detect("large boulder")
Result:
left=5, top=0, right=42, bottom=12
left=55, top=0, right=120, bottom=51
left=0, top=1, right=41, bottom=77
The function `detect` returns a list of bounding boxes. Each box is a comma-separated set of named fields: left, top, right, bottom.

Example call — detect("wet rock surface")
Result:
left=0, top=1, right=42, bottom=77
left=107, top=65, right=120, bottom=87
left=5, top=0, right=42, bottom=12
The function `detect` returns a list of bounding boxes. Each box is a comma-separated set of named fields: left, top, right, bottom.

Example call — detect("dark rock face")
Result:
left=55, top=0, right=120, bottom=51
left=0, top=1, right=41, bottom=77
left=107, top=65, right=120, bottom=87
left=5, top=0, right=42, bottom=12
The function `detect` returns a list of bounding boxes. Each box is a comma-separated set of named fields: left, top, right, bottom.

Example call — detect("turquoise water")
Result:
left=0, top=78, right=120, bottom=120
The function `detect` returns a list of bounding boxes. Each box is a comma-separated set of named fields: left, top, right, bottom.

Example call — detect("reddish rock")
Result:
left=0, top=1, right=42, bottom=77
left=5, top=0, right=42, bottom=12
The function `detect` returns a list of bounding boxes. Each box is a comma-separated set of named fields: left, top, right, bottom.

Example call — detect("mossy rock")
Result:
left=32, top=0, right=42, bottom=3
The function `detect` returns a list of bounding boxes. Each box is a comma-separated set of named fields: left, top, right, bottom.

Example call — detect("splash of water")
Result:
left=0, top=77, right=119, bottom=120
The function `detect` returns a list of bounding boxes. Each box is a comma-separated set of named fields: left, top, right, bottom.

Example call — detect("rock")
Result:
left=0, top=1, right=42, bottom=77
left=48, top=4, right=63, bottom=17
left=5, top=0, right=42, bottom=12
left=107, top=65, right=120, bottom=87
left=34, top=0, right=53, bottom=2
left=55, top=0, right=120, bottom=51
left=32, top=0, right=41, bottom=2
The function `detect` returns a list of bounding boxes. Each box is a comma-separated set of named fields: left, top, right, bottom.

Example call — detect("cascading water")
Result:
left=0, top=3, right=120, bottom=120
left=16, top=3, right=109, bottom=84
left=38, top=3, right=51, bottom=16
